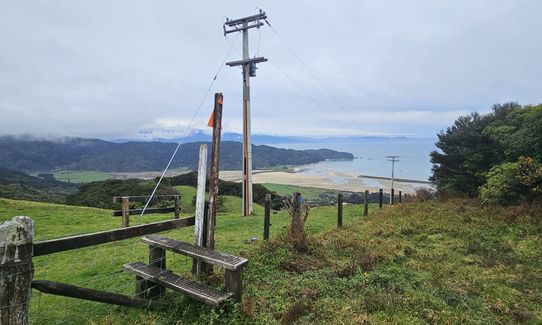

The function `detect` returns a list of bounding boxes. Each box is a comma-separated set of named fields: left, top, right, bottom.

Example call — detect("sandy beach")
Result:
left=112, top=168, right=433, bottom=194
left=220, top=169, right=433, bottom=194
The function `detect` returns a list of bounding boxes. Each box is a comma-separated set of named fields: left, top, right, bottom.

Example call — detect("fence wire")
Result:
left=11, top=190, right=392, bottom=324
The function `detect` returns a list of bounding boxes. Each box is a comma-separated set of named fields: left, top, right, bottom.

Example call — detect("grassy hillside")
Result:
left=1, top=193, right=540, bottom=324
left=0, top=186, right=368, bottom=325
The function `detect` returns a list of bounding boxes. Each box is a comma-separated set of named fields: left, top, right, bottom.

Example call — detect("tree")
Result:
left=430, top=112, right=502, bottom=197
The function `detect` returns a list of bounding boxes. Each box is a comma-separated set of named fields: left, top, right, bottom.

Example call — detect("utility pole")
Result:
left=387, top=155, right=400, bottom=204
left=224, top=10, right=268, bottom=216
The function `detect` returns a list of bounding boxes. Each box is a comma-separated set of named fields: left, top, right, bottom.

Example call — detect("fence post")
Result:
left=364, top=190, right=369, bottom=216
left=193, top=144, right=208, bottom=275
left=173, top=195, right=180, bottom=219
left=337, top=194, right=343, bottom=228
left=0, top=216, right=34, bottom=325
left=263, top=194, right=271, bottom=240
left=391, top=188, right=395, bottom=205
left=121, top=197, right=130, bottom=228
left=379, top=189, right=383, bottom=208
left=399, top=191, right=402, bottom=203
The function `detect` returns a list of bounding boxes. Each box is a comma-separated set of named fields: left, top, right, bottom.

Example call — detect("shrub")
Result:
left=405, top=188, right=434, bottom=203
left=480, top=156, right=542, bottom=205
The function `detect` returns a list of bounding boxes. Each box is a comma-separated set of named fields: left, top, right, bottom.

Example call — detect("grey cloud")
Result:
left=0, top=0, right=541, bottom=139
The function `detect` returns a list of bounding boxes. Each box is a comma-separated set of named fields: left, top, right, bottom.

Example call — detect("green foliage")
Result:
left=431, top=103, right=542, bottom=198
left=65, top=178, right=178, bottom=209
left=480, top=157, right=542, bottom=205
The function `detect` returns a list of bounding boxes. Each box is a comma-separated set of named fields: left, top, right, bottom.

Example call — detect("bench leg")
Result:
left=147, top=245, right=166, bottom=299
left=135, top=275, right=148, bottom=298
left=225, top=267, right=243, bottom=301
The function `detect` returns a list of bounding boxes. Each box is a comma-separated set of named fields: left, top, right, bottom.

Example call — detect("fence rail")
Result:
left=34, top=216, right=195, bottom=256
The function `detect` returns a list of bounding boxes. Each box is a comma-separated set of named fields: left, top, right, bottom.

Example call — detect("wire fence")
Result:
left=0, top=190, right=399, bottom=324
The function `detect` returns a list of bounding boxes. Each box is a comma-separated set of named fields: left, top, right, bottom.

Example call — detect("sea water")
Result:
left=269, top=138, right=437, bottom=181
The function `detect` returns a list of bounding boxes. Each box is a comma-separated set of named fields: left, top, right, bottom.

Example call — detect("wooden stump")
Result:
left=0, top=216, right=34, bottom=325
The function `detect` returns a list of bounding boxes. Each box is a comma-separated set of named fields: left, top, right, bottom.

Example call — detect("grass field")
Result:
left=1, top=192, right=540, bottom=324
left=52, top=170, right=113, bottom=183
left=0, top=186, right=371, bottom=324
left=262, top=183, right=332, bottom=200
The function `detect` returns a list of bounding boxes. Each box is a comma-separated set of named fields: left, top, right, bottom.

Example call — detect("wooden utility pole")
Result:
left=224, top=10, right=268, bottom=216
left=0, top=216, right=34, bottom=325
left=206, top=93, right=223, bottom=252
left=387, top=155, right=400, bottom=204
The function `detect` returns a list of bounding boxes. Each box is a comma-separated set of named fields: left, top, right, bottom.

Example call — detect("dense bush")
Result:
left=480, top=157, right=542, bottom=205
left=431, top=103, right=542, bottom=201
left=66, top=179, right=178, bottom=209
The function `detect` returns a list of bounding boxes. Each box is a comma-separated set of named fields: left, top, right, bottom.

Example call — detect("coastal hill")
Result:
left=0, top=136, right=353, bottom=172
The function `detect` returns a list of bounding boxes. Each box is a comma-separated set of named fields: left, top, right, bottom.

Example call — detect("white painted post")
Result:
left=193, top=144, right=207, bottom=274
left=0, top=216, right=34, bottom=325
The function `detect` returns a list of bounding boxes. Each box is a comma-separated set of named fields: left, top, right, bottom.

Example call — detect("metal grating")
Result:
left=124, top=262, right=232, bottom=307
left=142, top=234, right=248, bottom=270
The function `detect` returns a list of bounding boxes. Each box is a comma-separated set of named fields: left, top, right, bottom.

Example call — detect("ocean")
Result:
left=268, top=138, right=438, bottom=182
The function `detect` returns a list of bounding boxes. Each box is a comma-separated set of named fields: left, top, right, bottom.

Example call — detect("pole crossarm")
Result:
left=226, top=57, right=268, bottom=67
left=223, top=10, right=267, bottom=35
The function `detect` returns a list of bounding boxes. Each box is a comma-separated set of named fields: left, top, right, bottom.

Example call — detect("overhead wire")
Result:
left=264, top=19, right=365, bottom=131
left=139, top=32, right=240, bottom=220
left=223, top=28, right=348, bottom=131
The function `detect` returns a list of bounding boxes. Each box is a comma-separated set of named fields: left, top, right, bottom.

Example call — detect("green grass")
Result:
left=262, top=183, right=332, bottom=200
left=0, top=186, right=370, bottom=324
left=1, top=193, right=540, bottom=324
left=52, top=170, right=113, bottom=183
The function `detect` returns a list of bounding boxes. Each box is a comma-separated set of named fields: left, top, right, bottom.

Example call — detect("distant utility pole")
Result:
left=224, top=10, right=268, bottom=216
left=387, top=155, right=400, bottom=204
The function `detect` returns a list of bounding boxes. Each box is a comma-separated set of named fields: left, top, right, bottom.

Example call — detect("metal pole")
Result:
left=242, top=22, right=253, bottom=217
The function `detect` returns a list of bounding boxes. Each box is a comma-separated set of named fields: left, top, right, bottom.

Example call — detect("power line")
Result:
left=264, top=19, right=365, bottom=131
left=225, top=33, right=348, bottom=134
left=139, top=33, right=239, bottom=219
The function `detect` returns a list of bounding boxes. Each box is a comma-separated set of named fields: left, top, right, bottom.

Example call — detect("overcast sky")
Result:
left=0, top=0, right=541, bottom=139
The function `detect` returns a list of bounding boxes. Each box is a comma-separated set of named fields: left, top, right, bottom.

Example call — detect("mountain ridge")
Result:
left=0, top=135, right=353, bottom=172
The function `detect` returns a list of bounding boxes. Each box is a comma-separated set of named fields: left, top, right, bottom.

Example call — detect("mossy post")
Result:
left=290, top=192, right=303, bottom=239
left=399, top=191, right=402, bottom=203
left=391, top=188, right=395, bottom=205
left=0, top=216, right=34, bottom=325
left=364, top=190, right=369, bottom=216
left=337, top=194, right=343, bottom=228
left=263, top=194, right=271, bottom=240
left=379, top=189, right=383, bottom=208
